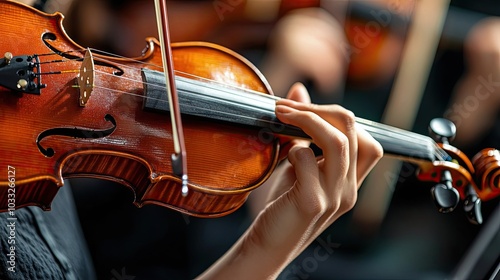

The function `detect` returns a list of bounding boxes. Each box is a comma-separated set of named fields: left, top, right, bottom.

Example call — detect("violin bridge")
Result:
left=78, top=48, right=95, bottom=106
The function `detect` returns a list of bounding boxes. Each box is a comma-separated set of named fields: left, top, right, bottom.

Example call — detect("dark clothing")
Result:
left=0, top=184, right=96, bottom=280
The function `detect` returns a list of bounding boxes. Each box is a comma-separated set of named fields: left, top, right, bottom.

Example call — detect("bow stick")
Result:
left=154, top=0, right=189, bottom=196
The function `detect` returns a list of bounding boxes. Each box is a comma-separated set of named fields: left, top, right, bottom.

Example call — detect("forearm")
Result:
left=197, top=197, right=319, bottom=280
left=196, top=230, right=288, bottom=280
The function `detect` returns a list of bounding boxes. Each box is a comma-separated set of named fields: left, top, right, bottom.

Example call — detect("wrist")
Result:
left=197, top=225, right=289, bottom=279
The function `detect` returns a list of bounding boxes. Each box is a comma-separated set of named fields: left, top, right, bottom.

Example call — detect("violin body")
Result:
left=0, top=1, right=284, bottom=217
left=0, top=1, right=498, bottom=221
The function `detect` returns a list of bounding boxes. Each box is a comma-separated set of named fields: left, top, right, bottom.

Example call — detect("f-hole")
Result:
left=41, top=33, right=124, bottom=76
left=36, top=114, right=117, bottom=157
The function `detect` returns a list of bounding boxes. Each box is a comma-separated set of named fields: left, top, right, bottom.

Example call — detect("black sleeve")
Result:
left=0, top=182, right=96, bottom=280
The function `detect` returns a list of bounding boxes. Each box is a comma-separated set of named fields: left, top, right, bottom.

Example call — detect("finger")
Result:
left=276, top=100, right=358, bottom=180
left=244, top=146, right=326, bottom=261
left=286, top=146, right=326, bottom=219
left=276, top=99, right=356, bottom=145
left=275, top=104, right=350, bottom=181
left=322, top=105, right=357, bottom=183
left=277, top=83, right=312, bottom=155
left=263, top=160, right=296, bottom=205
left=284, top=82, right=311, bottom=104
left=355, top=125, right=383, bottom=186
left=276, top=99, right=382, bottom=186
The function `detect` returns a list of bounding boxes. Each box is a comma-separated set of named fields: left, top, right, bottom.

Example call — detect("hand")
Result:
left=197, top=83, right=383, bottom=279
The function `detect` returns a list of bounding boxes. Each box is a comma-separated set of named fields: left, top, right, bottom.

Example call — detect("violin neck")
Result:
left=142, top=69, right=446, bottom=163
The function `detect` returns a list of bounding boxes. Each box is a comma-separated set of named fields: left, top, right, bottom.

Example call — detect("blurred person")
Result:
left=261, top=6, right=349, bottom=100
left=263, top=0, right=414, bottom=101
left=61, top=0, right=412, bottom=100
left=445, top=17, right=500, bottom=148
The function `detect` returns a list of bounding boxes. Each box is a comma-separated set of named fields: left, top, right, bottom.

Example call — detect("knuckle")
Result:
left=299, top=110, right=319, bottom=121
left=371, top=140, right=384, bottom=160
left=333, top=134, right=350, bottom=175
left=325, top=199, right=341, bottom=215
left=308, top=103, right=321, bottom=111
left=345, top=191, right=358, bottom=211
left=292, top=146, right=314, bottom=161
left=344, top=111, right=356, bottom=133
left=343, top=109, right=356, bottom=126
left=305, top=196, right=329, bottom=220
left=316, top=197, right=330, bottom=216
left=340, top=188, right=358, bottom=213
left=335, top=133, right=349, bottom=156
left=291, top=185, right=328, bottom=220
left=333, top=106, right=356, bottom=128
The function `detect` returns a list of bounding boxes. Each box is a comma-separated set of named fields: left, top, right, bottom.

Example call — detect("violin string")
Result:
left=92, top=84, right=156, bottom=100
left=32, top=52, right=440, bottom=155
left=87, top=72, right=274, bottom=118
left=36, top=50, right=279, bottom=105
left=353, top=116, right=445, bottom=148
left=91, top=56, right=280, bottom=105
left=36, top=70, right=80, bottom=75
left=44, top=55, right=445, bottom=161
left=152, top=71, right=448, bottom=161
left=90, top=63, right=447, bottom=160
left=80, top=54, right=281, bottom=110
left=35, top=51, right=449, bottom=161
left=35, top=49, right=87, bottom=58
left=38, top=59, right=71, bottom=64
left=91, top=76, right=446, bottom=161
left=354, top=118, right=448, bottom=160
left=72, top=56, right=442, bottom=160
left=358, top=122, right=447, bottom=161
left=75, top=49, right=283, bottom=104
left=66, top=67, right=450, bottom=162
left=87, top=48, right=163, bottom=69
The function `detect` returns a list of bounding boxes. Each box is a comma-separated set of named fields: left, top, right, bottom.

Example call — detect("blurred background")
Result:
left=21, top=0, right=500, bottom=279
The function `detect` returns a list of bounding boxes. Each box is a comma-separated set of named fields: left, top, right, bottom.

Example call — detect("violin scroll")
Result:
left=419, top=118, right=500, bottom=224
left=472, top=148, right=500, bottom=193
left=462, top=148, right=499, bottom=225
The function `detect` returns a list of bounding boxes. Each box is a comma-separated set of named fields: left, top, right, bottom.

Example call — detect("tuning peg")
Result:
left=429, top=118, right=456, bottom=144
left=463, top=185, right=483, bottom=225
left=431, top=183, right=460, bottom=213
left=430, top=170, right=459, bottom=213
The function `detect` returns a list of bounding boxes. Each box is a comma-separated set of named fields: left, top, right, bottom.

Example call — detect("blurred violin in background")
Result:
left=61, top=0, right=413, bottom=89
left=0, top=0, right=498, bottom=224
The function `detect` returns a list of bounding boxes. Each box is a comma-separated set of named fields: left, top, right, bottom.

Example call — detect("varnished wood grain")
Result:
left=0, top=1, right=280, bottom=217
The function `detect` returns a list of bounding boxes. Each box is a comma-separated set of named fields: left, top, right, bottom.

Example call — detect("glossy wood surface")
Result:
left=1, top=1, right=498, bottom=218
left=0, top=1, right=278, bottom=217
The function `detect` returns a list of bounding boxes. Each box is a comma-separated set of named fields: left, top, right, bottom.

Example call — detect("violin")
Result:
left=0, top=1, right=498, bottom=223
